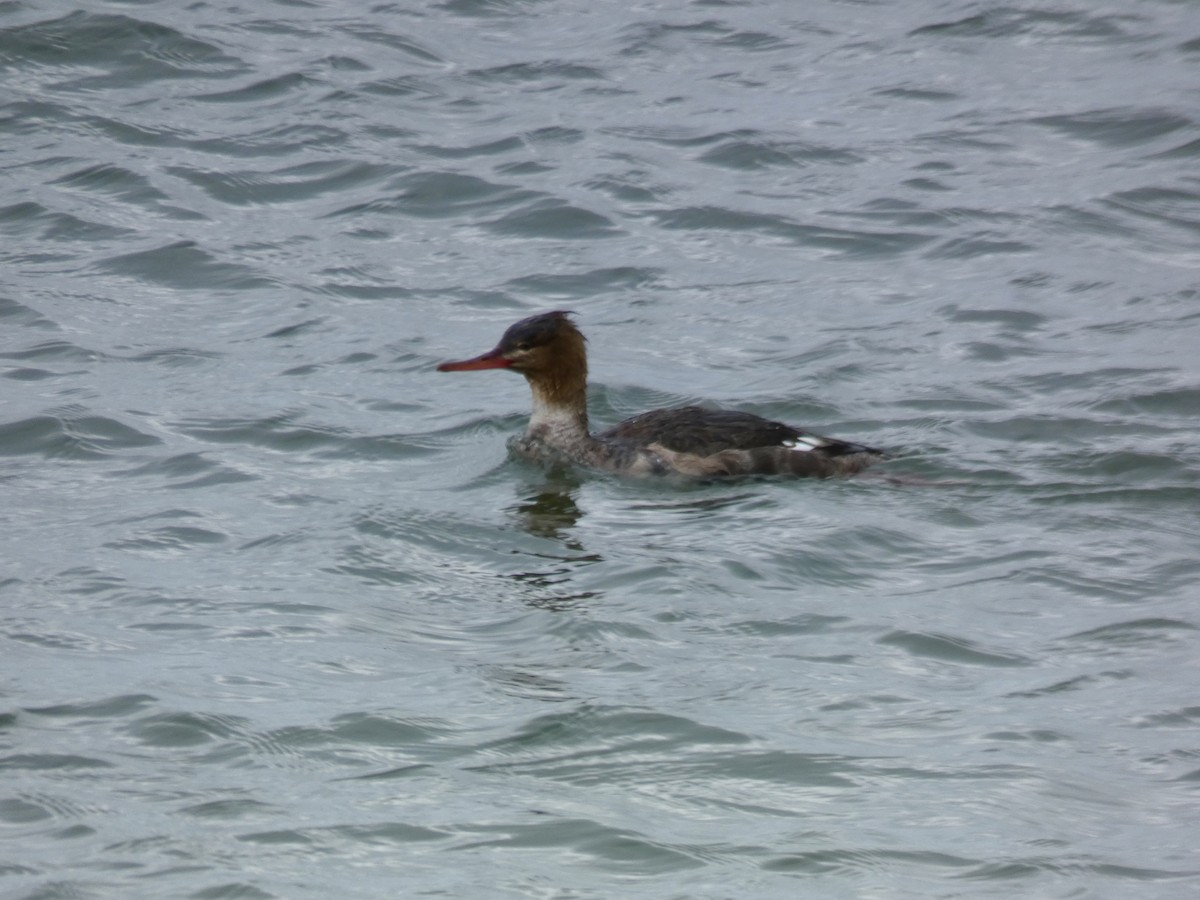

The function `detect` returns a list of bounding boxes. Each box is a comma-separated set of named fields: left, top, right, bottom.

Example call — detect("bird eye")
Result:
left=514, top=342, right=532, bottom=352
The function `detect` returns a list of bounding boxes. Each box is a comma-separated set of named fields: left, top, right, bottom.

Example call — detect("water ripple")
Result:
left=0, top=413, right=160, bottom=459
left=96, top=241, right=273, bottom=289
left=3, top=0, right=1198, bottom=896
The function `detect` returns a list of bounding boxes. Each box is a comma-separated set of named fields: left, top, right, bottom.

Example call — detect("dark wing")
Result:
left=598, top=406, right=880, bottom=458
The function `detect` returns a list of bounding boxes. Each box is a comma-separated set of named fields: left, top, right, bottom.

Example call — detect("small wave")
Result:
left=1031, top=108, right=1193, bottom=148
left=878, top=630, right=1031, bottom=667
left=650, top=205, right=933, bottom=257
left=483, top=200, right=620, bottom=240
left=910, top=8, right=1145, bottom=44
left=327, top=171, right=538, bottom=220
left=0, top=413, right=160, bottom=460
left=168, top=160, right=401, bottom=207
left=95, top=241, right=274, bottom=290
left=190, top=71, right=315, bottom=104
left=114, top=452, right=257, bottom=489
left=0, top=12, right=244, bottom=82
left=0, top=200, right=134, bottom=242
left=104, top=525, right=228, bottom=554
left=464, top=60, right=607, bottom=83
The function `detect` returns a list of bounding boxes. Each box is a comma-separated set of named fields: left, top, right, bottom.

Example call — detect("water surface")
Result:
left=2, top=1, right=1199, bottom=897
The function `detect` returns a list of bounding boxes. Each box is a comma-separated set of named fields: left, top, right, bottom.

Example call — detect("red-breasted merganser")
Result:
left=437, top=311, right=885, bottom=478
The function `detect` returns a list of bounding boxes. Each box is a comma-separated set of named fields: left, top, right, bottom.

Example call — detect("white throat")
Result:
left=529, top=393, right=585, bottom=435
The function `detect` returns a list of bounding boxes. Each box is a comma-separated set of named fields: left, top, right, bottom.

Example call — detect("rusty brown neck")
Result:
left=522, top=333, right=593, bottom=449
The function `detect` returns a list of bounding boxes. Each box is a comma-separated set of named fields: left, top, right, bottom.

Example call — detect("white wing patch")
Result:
left=782, top=435, right=826, bottom=451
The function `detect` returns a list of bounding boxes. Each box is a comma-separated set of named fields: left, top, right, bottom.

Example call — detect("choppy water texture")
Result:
left=3, top=0, right=1200, bottom=897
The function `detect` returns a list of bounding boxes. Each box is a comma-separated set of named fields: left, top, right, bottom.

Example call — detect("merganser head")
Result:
left=438, top=310, right=591, bottom=425
left=437, top=310, right=586, bottom=380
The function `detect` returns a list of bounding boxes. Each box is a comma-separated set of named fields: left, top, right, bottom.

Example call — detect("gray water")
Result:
left=3, top=1, right=1199, bottom=897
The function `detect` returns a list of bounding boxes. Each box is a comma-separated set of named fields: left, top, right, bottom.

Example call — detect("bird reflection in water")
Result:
left=504, top=474, right=602, bottom=611
left=507, top=473, right=585, bottom=542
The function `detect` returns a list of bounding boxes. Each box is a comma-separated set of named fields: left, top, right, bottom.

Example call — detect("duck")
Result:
left=436, top=311, right=885, bottom=478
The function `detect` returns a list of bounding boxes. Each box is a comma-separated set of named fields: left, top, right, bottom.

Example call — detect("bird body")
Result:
left=437, top=311, right=884, bottom=478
